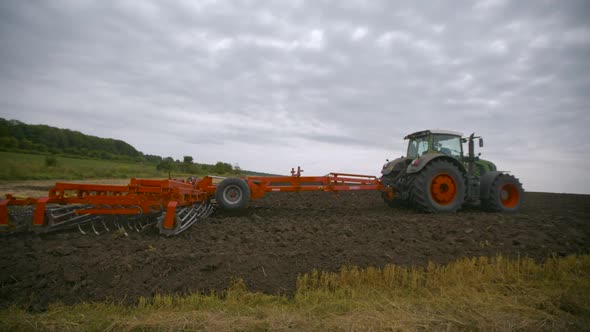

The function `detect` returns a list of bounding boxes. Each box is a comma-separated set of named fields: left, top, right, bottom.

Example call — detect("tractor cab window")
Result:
left=407, top=136, right=429, bottom=159
left=432, top=134, right=462, bottom=158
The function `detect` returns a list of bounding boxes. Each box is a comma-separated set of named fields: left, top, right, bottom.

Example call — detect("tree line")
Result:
left=0, top=118, right=254, bottom=176
left=0, top=118, right=141, bottom=161
left=156, top=157, right=241, bottom=175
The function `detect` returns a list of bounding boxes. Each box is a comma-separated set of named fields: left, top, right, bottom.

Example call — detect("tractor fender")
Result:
left=475, top=158, right=497, bottom=173
left=406, top=154, right=466, bottom=175
left=381, top=157, right=409, bottom=175
left=479, top=171, right=503, bottom=201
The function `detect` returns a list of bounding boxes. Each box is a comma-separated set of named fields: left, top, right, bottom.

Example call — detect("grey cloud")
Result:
left=0, top=0, right=589, bottom=193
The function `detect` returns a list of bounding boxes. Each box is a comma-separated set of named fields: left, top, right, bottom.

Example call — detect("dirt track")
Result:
left=1, top=191, right=589, bottom=310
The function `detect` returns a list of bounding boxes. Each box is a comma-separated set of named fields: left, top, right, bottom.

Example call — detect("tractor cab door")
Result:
left=431, top=134, right=463, bottom=159
left=407, top=136, right=430, bottom=159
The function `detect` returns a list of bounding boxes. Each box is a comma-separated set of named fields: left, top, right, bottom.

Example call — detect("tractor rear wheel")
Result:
left=482, top=174, right=523, bottom=212
left=381, top=190, right=403, bottom=207
left=215, top=178, right=251, bottom=210
left=411, top=160, right=465, bottom=213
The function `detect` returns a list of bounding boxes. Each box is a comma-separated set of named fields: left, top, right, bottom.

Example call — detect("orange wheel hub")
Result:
left=430, top=173, right=457, bottom=205
left=500, top=183, right=520, bottom=208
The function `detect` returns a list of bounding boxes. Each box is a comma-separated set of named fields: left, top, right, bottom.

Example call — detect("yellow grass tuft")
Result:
left=1, top=255, right=589, bottom=331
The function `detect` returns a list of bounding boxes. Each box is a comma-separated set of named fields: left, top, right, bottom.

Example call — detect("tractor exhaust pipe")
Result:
left=467, top=133, right=484, bottom=177
left=468, top=133, right=476, bottom=176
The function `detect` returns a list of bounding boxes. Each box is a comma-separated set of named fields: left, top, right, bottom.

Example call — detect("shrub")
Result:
left=156, top=157, right=176, bottom=172
left=45, top=155, right=58, bottom=167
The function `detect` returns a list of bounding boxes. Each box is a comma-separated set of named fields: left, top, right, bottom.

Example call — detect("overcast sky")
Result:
left=1, top=0, right=589, bottom=194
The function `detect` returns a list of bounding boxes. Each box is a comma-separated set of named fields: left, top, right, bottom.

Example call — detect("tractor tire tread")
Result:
left=410, top=160, right=465, bottom=213
left=482, top=174, right=523, bottom=212
left=215, top=178, right=251, bottom=210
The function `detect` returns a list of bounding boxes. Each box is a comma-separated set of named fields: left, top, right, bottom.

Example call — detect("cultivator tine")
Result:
left=112, top=216, right=121, bottom=230
left=126, top=212, right=139, bottom=232
left=157, top=201, right=214, bottom=237
left=125, top=216, right=134, bottom=232
left=116, top=215, right=129, bottom=236
left=90, top=221, right=101, bottom=235
left=135, top=212, right=160, bottom=232
left=97, top=205, right=113, bottom=233
left=119, top=205, right=158, bottom=234
left=113, top=205, right=133, bottom=233
left=128, top=216, right=139, bottom=232
left=100, top=218, right=110, bottom=232
left=66, top=204, right=140, bottom=237
left=202, top=203, right=215, bottom=218
left=135, top=215, right=155, bottom=232
left=105, top=218, right=117, bottom=234
left=40, top=204, right=101, bottom=233
left=103, top=213, right=127, bottom=236
left=77, top=223, right=87, bottom=235
left=76, top=217, right=102, bottom=235
left=71, top=205, right=107, bottom=235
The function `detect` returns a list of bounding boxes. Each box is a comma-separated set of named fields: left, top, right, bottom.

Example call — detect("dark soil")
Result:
left=1, top=191, right=589, bottom=310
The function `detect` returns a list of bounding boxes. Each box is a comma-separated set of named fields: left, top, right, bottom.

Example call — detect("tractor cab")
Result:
left=402, top=130, right=496, bottom=176
left=405, top=130, right=464, bottom=159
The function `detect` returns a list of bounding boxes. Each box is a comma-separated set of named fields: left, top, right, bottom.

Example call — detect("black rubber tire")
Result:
left=215, top=178, right=251, bottom=210
left=411, top=160, right=465, bottom=213
left=381, top=191, right=403, bottom=208
left=482, top=174, right=523, bottom=212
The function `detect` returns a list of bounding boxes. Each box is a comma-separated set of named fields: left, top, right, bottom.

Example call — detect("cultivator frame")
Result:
left=1, top=167, right=391, bottom=237
left=246, top=167, right=384, bottom=199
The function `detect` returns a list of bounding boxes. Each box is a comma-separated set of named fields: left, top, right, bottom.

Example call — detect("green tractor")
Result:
left=380, top=130, right=523, bottom=213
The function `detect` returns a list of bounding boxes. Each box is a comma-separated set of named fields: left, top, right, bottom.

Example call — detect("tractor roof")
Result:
left=404, top=129, right=464, bottom=140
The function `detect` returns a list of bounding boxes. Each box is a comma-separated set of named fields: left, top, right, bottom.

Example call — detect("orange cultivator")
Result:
left=0, top=167, right=391, bottom=237
left=0, top=178, right=215, bottom=237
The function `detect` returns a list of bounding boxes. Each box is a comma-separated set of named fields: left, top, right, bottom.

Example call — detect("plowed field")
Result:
left=1, top=191, right=589, bottom=310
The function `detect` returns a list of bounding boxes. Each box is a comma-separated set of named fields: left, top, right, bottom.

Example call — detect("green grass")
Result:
left=0, top=152, right=202, bottom=180
left=0, top=151, right=269, bottom=181
left=1, top=255, right=588, bottom=331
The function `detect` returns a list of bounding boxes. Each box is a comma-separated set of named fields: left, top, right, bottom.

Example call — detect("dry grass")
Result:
left=1, top=255, right=589, bottom=331
left=294, top=254, right=590, bottom=330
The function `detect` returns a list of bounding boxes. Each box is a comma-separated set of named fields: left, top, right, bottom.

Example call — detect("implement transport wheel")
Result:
left=411, top=160, right=465, bottom=213
left=482, top=174, right=523, bottom=212
left=215, top=178, right=251, bottom=210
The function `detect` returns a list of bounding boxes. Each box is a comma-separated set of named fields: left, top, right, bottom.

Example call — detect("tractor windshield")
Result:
left=407, top=136, right=429, bottom=159
left=432, top=134, right=462, bottom=158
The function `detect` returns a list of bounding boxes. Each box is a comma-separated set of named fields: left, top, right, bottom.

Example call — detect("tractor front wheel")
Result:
left=215, top=178, right=251, bottom=210
left=411, top=160, right=465, bottom=213
left=482, top=174, right=523, bottom=212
